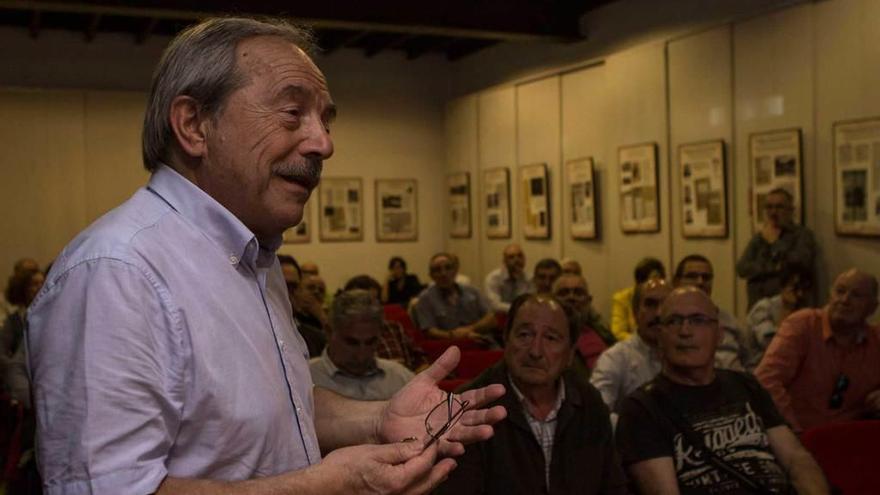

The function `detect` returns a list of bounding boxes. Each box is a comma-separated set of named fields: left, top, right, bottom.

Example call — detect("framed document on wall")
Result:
left=520, top=163, right=550, bottom=239
left=319, top=177, right=363, bottom=242
left=282, top=200, right=312, bottom=243
left=375, top=178, right=417, bottom=242
left=447, top=172, right=472, bottom=238
left=618, top=143, right=659, bottom=233
left=482, top=167, right=511, bottom=239
left=748, top=128, right=803, bottom=232
left=679, top=140, right=728, bottom=238
left=833, top=117, right=880, bottom=236
left=565, top=157, right=598, bottom=240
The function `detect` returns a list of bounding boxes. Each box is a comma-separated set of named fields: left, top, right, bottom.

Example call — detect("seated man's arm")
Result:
left=766, top=425, right=829, bottom=495
left=483, top=271, right=509, bottom=313
left=735, top=234, right=773, bottom=279
left=754, top=315, right=809, bottom=431
left=628, top=458, right=680, bottom=495
left=589, top=349, right=624, bottom=414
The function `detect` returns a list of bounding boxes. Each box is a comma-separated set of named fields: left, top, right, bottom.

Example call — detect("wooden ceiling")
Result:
left=0, top=0, right=618, bottom=60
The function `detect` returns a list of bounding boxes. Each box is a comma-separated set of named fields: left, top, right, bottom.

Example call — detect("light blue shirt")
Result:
left=27, top=165, right=320, bottom=495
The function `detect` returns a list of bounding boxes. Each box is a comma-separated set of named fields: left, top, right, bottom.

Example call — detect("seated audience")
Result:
left=344, top=275, right=428, bottom=371
left=436, top=293, right=627, bottom=495
left=756, top=268, right=880, bottom=433
left=560, top=258, right=582, bottom=276
left=591, top=278, right=671, bottom=422
left=300, top=261, right=319, bottom=278
left=617, top=287, right=829, bottom=495
left=449, top=253, right=472, bottom=286
left=745, top=262, right=813, bottom=369
left=1, top=265, right=44, bottom=408
left=0, top=257, right=40, bottom=321
left=303, top=273, right=328, bottom=307
left=484, top=243, right=530, bottom=312
left=736, top=187, right=817, bottom=309
left=309, top=289, right=414, bottom=401
left=414, top=252, right=496, bottom=342
left=552, top=273, right=615, bottom=370
left=610, top=257, right=665, bottom=341
left=532, top=258, right=562, bottom=296
left=381, top=256, right=424, bottom=308
left=279, top=254, right=327, bottom=357
left=673, top=254, right=750, bottom=370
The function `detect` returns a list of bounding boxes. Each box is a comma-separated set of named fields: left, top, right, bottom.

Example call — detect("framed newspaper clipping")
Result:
left=375, top=178, right=418, bottom=241
left=833, top=117, right=880, bottom=236
left=748, top=128, right=803, bottom=232
left=447, top=172, right=472, bottom=238
left=482, top=167, right=511, bottom=239
left=319, top=177, right=363, bottom=242
left=520, top=163, right=550, bottom=239
left=282, top=200, right=312, bottom=243
left=679, top=140, right=728, bottom=238
left=618, top=143, right=660, bottom=233
left=565, top=157, right=598, bottom=240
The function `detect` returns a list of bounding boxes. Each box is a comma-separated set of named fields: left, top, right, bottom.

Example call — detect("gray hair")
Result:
left=142, top=17, right=315, bottom=171
left=330, top=289, right=383, bottom=331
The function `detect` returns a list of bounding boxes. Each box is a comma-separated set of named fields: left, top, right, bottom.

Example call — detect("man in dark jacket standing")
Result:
left=436, top=293, right=627, bottom=495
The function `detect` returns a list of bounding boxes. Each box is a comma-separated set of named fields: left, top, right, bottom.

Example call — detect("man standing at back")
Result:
left=484, top=243, right=530, bottom=312
left=26, top=17, right=504, bottom=495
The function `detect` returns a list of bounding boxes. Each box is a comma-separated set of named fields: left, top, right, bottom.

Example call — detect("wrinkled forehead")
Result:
left=515, top=298, right=569, bottom=331
left=235, top=35, right=329, bottom=92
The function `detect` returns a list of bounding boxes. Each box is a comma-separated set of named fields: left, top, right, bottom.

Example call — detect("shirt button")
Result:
left=229, top=255, right=239, bottom=264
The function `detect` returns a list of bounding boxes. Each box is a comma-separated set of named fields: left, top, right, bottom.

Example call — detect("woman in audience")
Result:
left=381, top=256, right=424, bottom=308
left=746, top=263, right=813, bottom=369
left=610, top=257, right=666, bottom=341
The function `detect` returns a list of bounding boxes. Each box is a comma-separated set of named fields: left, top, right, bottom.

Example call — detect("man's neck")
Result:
left=662, top=365, right=715, bottom=386
left=830, top=321, right=864, bottom=346
left=511, top=377, right=559, bottom=419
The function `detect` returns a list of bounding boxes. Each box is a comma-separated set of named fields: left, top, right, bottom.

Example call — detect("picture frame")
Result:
left=375, top=178, right=418, bottom=242
left=564, top=157, right=598, bottom=240
left=447, top=172, right=472, bottom=238
left=318, top=177, right=363, bottom=242
left=833, top=117, right=880, bottom=237
left=618, top=143, right=660, bottom=233
left=282, top=200, right=312, bottom=243
left=678, top=140, right=728, bottom=238
left=482, top=167, right=511, bottom=239
left=519, top=163, right=550, bottom=239
left=748, top=128, right=803, bottom=232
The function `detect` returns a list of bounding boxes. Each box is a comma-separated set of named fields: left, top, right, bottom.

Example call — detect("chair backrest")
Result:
left=456, top=350, right=504, bottom=379
left=801, top=419, right=880, bottom=494
left=383, top=304, right=420, bottom=341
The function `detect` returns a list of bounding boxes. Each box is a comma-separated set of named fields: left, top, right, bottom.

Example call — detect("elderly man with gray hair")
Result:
left=26, top=16, right=505, bottom=495
left=310, top=290, right=414, bottom=401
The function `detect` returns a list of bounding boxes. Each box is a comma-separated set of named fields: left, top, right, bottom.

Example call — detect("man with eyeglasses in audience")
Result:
left=674, top=254, right=750, bottom=371
left=591, top=278, right=670, bottom=425
left=436, top=293, right=627, bottom=495
left=552, top=273, right=615, bottom=372
left=414, top=252, right=496, bottom=342
left=736, top=187, right=817, bottom=310
left=756, top=268, right=880, bottom=433
left=617, top=287, right=828, bottom=495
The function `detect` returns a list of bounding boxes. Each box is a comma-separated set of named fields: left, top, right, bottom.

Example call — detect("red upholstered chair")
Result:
left=420, top=339, right=482, bottom=362
left=438, top=379, right=468, bottom=393
left=801, top=420, right=880, bottom=494
left=383, top=304, right=421, bottom=342
left=456, top=350, right=504, bottom=379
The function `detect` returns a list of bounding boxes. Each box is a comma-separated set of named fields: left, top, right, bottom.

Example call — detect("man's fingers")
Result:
left=373, top=440, right=429, bottom=465
left=421, top=346, right=461, bottom=382
left=459, top=383, right=506, bottom=409
left=403, top=457, right=457, bottom=495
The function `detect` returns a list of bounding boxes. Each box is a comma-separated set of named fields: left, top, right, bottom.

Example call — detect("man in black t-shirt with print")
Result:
left=616, top=287, right=828, bottom=495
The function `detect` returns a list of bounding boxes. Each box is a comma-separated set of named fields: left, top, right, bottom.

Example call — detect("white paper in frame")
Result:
left=520, top=163, right=550, bottom=239
left=375, top=178, right=418, bottom=241
left=447, top=172, right=471, bottom=238
left=482, top=167, right=511, bottom=239
left=679, top=140, right=728, bottom=238
left=565, top=157, right=597, bottom=240
left=748, top=129, right=803, bottom=233
left=833, top=117, right=880, bottom=237
left=618, top=143, right=659, bottom=233
left=319, top=177, right=363, bottom=241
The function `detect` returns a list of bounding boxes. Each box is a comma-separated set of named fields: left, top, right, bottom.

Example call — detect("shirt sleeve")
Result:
left=413, top=294, right=437, bottom=331
left=483, top=270, right=509, bottom=313
left=589, top=348, right=624, bottom=413
left=754, top=311, right=810, bottom=431
left=615, top=392, right=673, bottom=466
left=27, top=258, right=186, bottom=495
left=610, top=289, right=633, bottom=341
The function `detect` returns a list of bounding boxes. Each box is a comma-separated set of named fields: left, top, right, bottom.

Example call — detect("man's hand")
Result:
left=319, top=441, right=455, bottom=494
left=377, top=346, right=506, bottom=457
left=865, top=389, right=880, bottom=415
left=450, top=326, right=481, bottom=341
left=761, top=221, right=781, bottom=244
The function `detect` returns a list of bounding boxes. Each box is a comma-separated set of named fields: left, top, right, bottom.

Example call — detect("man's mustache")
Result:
left=273, top=158, right=323, bottom=190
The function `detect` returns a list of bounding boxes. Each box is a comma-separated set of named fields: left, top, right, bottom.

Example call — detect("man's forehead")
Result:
left=516, top=300, right=568, bottom=329
left=662, top=290, right=715, bottom=315
left=236, top=35, right=329, bottom=91
left=684, top=261, right=712, bottom=273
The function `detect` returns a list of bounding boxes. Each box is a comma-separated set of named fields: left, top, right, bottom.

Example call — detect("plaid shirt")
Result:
left=377, top=320, right=428, bottom=371
left=508, top=376, right=566, bottom=489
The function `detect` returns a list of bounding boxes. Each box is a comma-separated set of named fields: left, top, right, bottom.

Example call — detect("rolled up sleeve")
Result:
left=27, top=257, right=186, bottom=495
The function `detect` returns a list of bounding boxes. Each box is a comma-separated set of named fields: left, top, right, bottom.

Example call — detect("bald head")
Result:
left=828, top=269, right=879, bottom=330
left=660, top=286, right=719, bottom=320
left=503, top=243, right=525, bottom=275
left=657, top=286, right=722, bottom=381
left=552, top=273, right=592, bottom=313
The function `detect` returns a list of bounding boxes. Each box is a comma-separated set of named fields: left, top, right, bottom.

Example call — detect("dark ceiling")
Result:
left=0, top=0, right=617, bottom=60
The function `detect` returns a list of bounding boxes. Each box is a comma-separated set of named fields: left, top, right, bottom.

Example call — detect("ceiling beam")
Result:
left=364, top=33, right=412, bottom=58
left=84, top=12, right=101, bottom=42
left=28, top=9, right=40, bottom=38
left=135, top=17, right=158, bottom=44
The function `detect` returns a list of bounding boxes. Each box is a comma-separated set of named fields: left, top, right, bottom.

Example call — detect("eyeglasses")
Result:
left=423, top=392, right=469, bottom=451
left=662, top=314, right=718, bottom=329
left=829, top=373, right=849, bottom=409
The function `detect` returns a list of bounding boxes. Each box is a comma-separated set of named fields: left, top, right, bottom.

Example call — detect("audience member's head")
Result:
left=764, top=187, right=795, bottom=227
left=300, top=262, right=320, bottom=278
left=304, top=274, right=326, bottom=302
left=327, top=289, right=383, bottom=376
left=552, top=273, right=593, bottom=316
left=560, top=258, right=582, bottom=276
left=657, top=287, right=721, bottom=378
left=632, top=278, right=672, bottom=347
left=344, top=275, right=382, bottom=301
left=502, top=244, right=525, bottom=277
left=388, top=257, right=408, bottom=280
left=778, top=262, right=813, bottom=310
left=673, top=254, right=714, bottom=296
left=827, top=269, right=878, bottom=332
left=278, top=254, right=301, bottom=308
left=428, top=252, right=457, bottom=290
left=504, top=294, right=578, bottom=390
left=5, top=266, right=45, bottom=309
left=533, top=258, right=562, bottom=295
left=13, top=258, right=40, bottom=275
left=634, top=257, right=666, bottom=284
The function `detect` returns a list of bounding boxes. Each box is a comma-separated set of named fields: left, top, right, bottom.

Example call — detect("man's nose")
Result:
left=302, top=116, right=334, bottom=160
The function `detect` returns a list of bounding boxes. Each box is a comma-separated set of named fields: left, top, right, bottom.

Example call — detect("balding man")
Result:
left=552, top=273, right=615, bottom=371
left=756, top=269, right=880, bottom=433
left=617, top=287, right=828, bottom=495
left=484, top=243, right=531, bottom=312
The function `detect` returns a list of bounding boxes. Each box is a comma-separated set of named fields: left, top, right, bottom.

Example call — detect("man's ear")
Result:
left=169, top=95, right=210, bottom=159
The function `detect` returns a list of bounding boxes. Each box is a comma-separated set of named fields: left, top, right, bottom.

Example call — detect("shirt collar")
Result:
left=147, top=164, right=282, bottom=268
left=507, top=373, right=566, bottom=419
left=821, top=307, right=867, bottom=344
left=318, top=348, right=383, bottom=378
